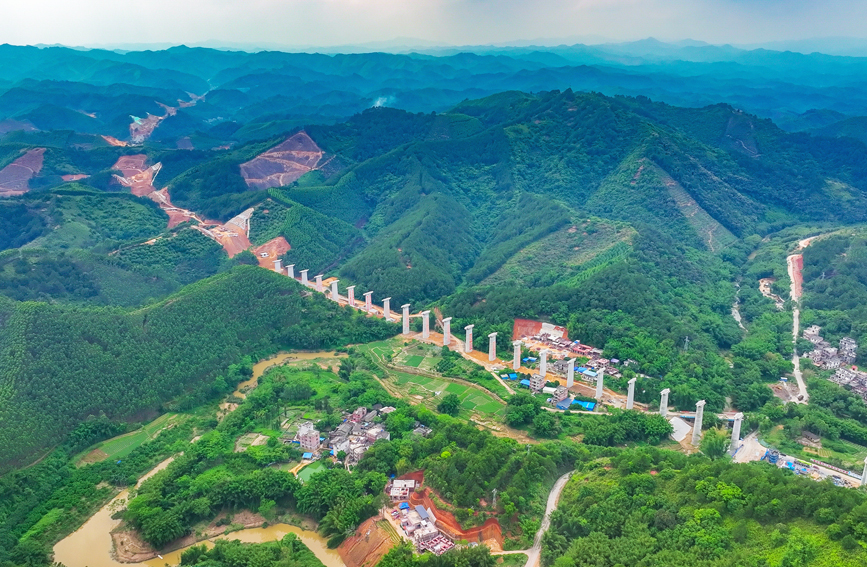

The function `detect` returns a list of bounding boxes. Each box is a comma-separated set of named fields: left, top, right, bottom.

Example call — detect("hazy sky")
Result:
left=4, top=0, right=867, bottom=48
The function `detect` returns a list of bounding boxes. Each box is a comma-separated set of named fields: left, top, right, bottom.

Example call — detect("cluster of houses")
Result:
left=803, top=325, right=858, bottom=370
left=830, top=368, right=867, bottom=402
left=387, top=479, right=455, bottom=556
left=290, top=405, right=413, bottom=464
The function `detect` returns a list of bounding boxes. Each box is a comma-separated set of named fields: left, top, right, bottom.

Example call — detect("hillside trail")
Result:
left=492, top=471, right=573, bottom=567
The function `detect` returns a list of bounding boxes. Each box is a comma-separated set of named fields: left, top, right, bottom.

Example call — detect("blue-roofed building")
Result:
left=399, top=502, right=410, bottom=510
left=577, top=367, right=587, bottom=373
left=582, top=370, right=597, bottom=378
left=572, top=400, right=596, bottom=411
left=415, top=505, right=430, bottom=520
left=302, top=452, right=314, bottom=459
left=527, top=357, right=537, bottom=362
left=508, top=373, right=518, bottom=379
left=520, top=379, right=531, bottom=387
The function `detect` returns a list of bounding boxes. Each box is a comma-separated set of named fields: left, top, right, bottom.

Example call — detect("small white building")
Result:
left=390, top=479, right=416, bottom=501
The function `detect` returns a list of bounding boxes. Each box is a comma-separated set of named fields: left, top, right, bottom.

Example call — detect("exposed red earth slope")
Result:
left=0, top=148, right=45, bottom=197
left=252, top=237, right=291, bottom=267
left=240, top=131, right=329, bottom=189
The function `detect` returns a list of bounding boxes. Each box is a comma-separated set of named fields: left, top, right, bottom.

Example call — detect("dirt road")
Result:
left=497, top=471, right=572, bottom=567
left=786, top=238, right=816, bottom=404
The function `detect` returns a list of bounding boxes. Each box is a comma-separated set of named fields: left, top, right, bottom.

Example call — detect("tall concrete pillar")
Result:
left=626, top=378, right=637, bottom=410
left=540, top=350, right=548, bottom=377
left=659, top=388, right=670, bottom=417
left=595, top=368, right=605, bottom=400
left=442, top=318, right=452, bottom=347
left=730, top=412, right=744, bottom=455
left=692, top=400, right=706, bottom=446
left=488, top=332, right=498, bottom=362
left=287, top=264, right=295, bottom=279
left=383, top=298, right=392, bottom=321
left=315, top=274, right=323, bottom=293
left=364, top=291, right=373, bottom=313
left=330, top=280, right=339, bottom=301
left=513, top=341, right=522, bottom=371
left=567, top=359, right=575, bottom=388
left=300, top=269, right=309, bottom=286
left=465, top=325, right=474, bottom=353
left=347, top=286, right=355, bottom=307
left=421, top=311, right=430, bottom=339
left=273, top=259, right=282, bottom=273
left=401, top=304, right=411, bottom=335
left=862, top=457, right=867, bottom=487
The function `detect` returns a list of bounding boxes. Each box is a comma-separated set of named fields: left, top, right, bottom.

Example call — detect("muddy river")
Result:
left=53, top=350, right=347, bottom=567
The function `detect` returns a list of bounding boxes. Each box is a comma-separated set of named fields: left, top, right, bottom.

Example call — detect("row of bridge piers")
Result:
left=274, top=259, right=746, bottom=451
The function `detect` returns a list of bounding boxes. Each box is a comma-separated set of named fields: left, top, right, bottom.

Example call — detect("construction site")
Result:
left=0, top=147, right=45, bottom=196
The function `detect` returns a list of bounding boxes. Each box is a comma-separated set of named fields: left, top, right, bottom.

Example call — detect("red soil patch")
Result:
left=112, top=155, right=160, bottom=196
left=339, top=517, right=397, bottom=567
left=401, top=471, right=504, bottom=546
left=512, top=318, right=569, bottom=341
left=61, top=174, right=89, bottom=182
left=240, top=131, right=328, bottom=189
left=789, top=254, right=805, bottom=300
left=101, top=135, right=129, bottom=147
left=0, top=148, right=45, bottom=196
left=253, top=237, right=291, bottom=267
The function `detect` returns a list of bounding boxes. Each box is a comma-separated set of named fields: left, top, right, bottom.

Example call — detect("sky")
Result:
left=3, top=0, right=867, bottom=49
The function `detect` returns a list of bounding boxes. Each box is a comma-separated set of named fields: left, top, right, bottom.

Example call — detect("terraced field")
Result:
left=75, top=413, right=184, bottom=465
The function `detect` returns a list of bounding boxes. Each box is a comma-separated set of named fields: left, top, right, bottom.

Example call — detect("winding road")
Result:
left=494, top=471, right=573, bottom=567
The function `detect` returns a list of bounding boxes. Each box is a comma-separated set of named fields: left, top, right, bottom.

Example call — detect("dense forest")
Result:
left=543, top=446, right=867, bottom=566
left=0, top=267, right=395, bottom=469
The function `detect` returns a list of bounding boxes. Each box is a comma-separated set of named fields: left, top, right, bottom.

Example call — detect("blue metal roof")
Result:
left=577, top=367, right=588, bottom=372
left=302, top=452, right=313, bottom=459
left=508, top=373, right=518, bottom=379
left=582, top=370, right=597, bottom=377
left=572, top=400, right=596, bottom=411
left=399, top=502, right=410, bottom=509
left=520, top=379, right=531, bottom=386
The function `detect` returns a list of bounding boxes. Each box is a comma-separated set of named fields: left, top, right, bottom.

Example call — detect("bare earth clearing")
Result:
left=0, top=148, right=45, bottom=196
left=240, top=131, right=330, bottom=189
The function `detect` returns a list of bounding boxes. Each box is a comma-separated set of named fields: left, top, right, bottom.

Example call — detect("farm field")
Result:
left=75, top=413, right=185, bottom=466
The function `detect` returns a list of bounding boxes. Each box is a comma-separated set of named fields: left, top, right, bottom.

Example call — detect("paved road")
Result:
left=493, top=471, right=573, bottom=567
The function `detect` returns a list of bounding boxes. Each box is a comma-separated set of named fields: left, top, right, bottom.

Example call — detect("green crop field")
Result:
left=78, top=413, right=183, bottom=464
left=404, top=355, right=424, bottom=367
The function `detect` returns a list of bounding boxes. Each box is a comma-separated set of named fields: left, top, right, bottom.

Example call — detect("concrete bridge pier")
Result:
left=692, top=400, right=706, bottom=446
left=315, top=274, right=323, bottom=292
left=330, top=280, right=339, bottom=301
left=287, top=264, right=295, bottom=279
left=862, top=458, right=867, bottom=487
left=300, top=269, right=309, bottom=286
left=421, top=311, right=430, bottom=339
left=273, top=259, right=282, bottom=273
left=383, top=298, right=392, bottom=321
left=488, top=332, right=497, bottom=362
left=364, top=291, right=373, bottom=312
left=513, top=340, right=522, bottom=370
left=465, top=325, right=474, bottom=353
left=442, top=318, right=452, bottom=346
left=595, top=369, right=605, bottom=400
left=626, top=377, right=636, bottom=410
left=347, top=286, right=355, bottom=307
left=567, top=358, right=575, bottom=388
left=401, top=304, right=411, bottom=335
left=540, top=349, right=548, bottom=377
left=659, top=388, right=670, bottom=417
left=730, top=412, right=744, bottom=455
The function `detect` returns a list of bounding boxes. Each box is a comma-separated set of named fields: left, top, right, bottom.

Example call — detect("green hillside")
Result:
left=0, top=266, right=396, bottom=469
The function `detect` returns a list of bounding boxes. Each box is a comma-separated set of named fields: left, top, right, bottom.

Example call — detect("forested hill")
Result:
left=277, top=90, right=867, bottom=307
left=0, top=266, right=395, bottom=469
